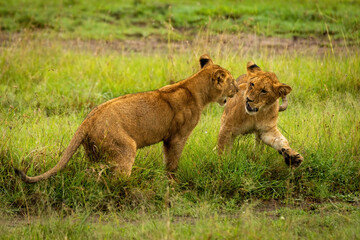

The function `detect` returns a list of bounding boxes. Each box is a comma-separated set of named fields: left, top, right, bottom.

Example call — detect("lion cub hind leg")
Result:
left=99, top=134, right=137, bottom=178
left=259, top=128, right=303, bottom=168
left=113, top=140, right=137, bottom=178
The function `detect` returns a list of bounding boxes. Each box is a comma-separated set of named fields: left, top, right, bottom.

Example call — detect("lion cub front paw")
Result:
left=281, top=148, right=304, bottom=168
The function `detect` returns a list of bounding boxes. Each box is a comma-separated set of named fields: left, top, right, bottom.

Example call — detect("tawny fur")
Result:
left=15, top=54, right=238, bottom=183
left=217, top=62, right=303, bottom=167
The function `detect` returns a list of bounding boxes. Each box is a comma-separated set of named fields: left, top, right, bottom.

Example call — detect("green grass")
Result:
left=0, top=36, right=360, bottom=232
left=1, top=0, right=359, bottom=41
left=1, top=204, right=360, bottom=239
left=1, top=34, right=360, bottom=238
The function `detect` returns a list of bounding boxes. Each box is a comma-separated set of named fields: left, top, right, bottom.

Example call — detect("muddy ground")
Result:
left=0, top=32, right=356, bottom=55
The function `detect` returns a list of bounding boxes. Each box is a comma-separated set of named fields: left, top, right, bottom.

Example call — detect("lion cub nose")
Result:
left=246, top=97, right=253, bottom=102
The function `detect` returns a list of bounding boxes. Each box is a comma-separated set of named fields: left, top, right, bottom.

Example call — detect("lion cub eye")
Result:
left=261, top=89, right=267, bottom=94
left=250, top=82, right=254, bottom=87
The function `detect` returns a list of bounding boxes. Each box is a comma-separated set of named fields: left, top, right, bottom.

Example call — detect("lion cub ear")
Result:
left=212, top=69, right=226, bottom=89
left=246, top=61, right=261, bottom=76
left=199, top=54, right=214, bottom=69
left=276, top=83, right=292, bottom=98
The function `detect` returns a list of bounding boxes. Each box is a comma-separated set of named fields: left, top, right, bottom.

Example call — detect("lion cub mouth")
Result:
left=245, top=101, right=258, bottom=114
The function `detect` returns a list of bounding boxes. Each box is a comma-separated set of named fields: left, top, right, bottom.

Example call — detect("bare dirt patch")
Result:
left=2, top=199, right=358, bottom=229
left=0, top=32, right=356, bottom=55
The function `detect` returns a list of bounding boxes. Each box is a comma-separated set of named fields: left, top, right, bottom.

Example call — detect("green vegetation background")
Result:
left=1, top=0, right=359, bottom=239
left=1, top=0, right=359, bottom=41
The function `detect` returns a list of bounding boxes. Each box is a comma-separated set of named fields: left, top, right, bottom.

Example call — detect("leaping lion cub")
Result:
left=217, top=62, right=303, bottom=167
left=15, top=55, right=238, bottom=183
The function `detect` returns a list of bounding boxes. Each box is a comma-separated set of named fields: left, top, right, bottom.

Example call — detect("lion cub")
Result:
left=217, top=62, right=303, bottom=167
left=15, top=55, right=238, bottom=183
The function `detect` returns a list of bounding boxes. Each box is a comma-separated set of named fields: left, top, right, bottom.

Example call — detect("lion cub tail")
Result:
left=14, top=127, right=86, bottom=183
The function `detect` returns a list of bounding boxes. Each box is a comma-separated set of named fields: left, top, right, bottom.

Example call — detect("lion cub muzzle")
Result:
left=220, top=78, right=239, bottom=106
left=245, top=97, right=259, bottom=114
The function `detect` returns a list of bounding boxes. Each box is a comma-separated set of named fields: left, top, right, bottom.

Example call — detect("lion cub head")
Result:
left=199, top=54, right=238, bottom=106
left=244, top=62, right=292, bottom=115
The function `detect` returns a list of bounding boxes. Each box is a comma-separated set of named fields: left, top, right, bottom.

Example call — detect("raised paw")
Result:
left=281, top=148, right=304, bottom=168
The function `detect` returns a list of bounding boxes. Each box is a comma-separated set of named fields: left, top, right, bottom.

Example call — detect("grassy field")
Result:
left=1, top=37, right=359, bottom=239
left=1, top=204, right=359, bottom=239
left=1, top=0, right=360, bottom=239
left=1, top=0, right=359, bottom=42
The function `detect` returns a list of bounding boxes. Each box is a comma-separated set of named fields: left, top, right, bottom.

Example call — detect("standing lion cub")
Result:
left=217, top=62, right=303, bottom=167
left=15, top=55, right=238, bottom=183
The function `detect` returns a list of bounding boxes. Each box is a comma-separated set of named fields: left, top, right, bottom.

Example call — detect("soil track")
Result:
left=2, top=199, right=358, bottom=228
left=0, top=32, right=356, bottom=55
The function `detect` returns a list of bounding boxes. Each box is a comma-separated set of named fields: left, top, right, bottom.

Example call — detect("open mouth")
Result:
left=245, top=101, right=258, bottom=113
